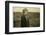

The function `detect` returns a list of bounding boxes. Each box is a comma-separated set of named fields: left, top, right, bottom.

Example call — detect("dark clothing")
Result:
left=21, top=15, right=29, bottom=27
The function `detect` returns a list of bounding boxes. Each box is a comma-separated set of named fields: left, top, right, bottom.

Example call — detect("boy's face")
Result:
left=24, top=11, right=28, bottom=15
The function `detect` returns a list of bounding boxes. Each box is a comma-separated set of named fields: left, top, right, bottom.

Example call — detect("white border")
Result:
left=9, top=3, right=43, bottom=32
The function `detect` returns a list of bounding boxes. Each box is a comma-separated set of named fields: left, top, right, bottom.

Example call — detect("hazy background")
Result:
left=13, top=7, right=40, bottom=12
left=13, top=7, right=40, bottom=27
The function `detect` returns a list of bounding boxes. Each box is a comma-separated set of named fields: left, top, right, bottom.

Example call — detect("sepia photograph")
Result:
left=5, top=1, right=45, bottom=34
left=13, top=7, right=40, bottom=27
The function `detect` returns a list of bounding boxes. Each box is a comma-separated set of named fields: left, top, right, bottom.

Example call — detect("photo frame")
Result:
left=5, top=1, right=45, bottom=34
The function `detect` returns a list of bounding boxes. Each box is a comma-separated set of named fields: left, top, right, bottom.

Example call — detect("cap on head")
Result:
left=23, top=8, right=28, bottom=13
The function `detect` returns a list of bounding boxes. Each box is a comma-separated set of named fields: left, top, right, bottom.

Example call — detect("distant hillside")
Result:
left=13, top=12, right=40, bottom=27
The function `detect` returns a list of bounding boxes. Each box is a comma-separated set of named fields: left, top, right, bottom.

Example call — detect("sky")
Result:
left=13, top=7, right=40, bottom=12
